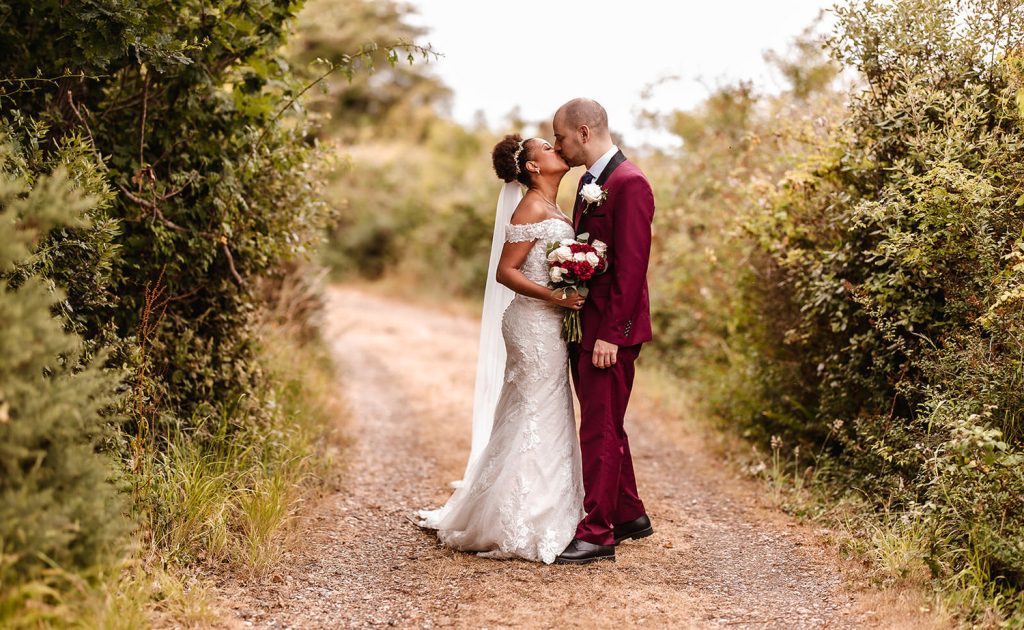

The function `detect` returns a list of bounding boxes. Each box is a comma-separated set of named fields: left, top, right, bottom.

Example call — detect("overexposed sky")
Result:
left=405, top=0, right=836, bottom=147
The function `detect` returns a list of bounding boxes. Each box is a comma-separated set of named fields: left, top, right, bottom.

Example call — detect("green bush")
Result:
left=726, top=0, right=1024, bottom=619
left=0, top=0, right=332, bottom=431
left=0, top=0, right=385, bottom=621
left=0, top=125, right=127, bottom=612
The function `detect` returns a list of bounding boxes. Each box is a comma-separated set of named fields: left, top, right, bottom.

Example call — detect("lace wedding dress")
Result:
left=417, top=218, right=585, bottom=564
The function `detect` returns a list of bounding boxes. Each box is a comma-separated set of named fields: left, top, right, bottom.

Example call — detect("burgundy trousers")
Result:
left=570, top=344, right=647, bottom=546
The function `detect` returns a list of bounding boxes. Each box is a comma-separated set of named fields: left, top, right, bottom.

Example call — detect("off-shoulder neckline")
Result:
left=507, top=217, right=573, bottom=229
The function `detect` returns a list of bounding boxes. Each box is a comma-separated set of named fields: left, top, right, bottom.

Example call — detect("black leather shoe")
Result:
left=553, top=538, right=615, bottom=564
left=613, top=514, right=654, bottom=545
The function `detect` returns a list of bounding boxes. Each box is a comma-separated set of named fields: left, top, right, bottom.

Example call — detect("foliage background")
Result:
left=5, top=0, right=1024, bottom=625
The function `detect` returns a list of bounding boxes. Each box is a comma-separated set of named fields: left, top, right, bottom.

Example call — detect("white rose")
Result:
left=585, top=251, right=600, bottom=266
left=547, top=249, right=559, bottom=262
left=549, top=267, right=564, bottom=282
left=591, top=239, right=608, bottom=255
left=555, top=246, right=573, bottom=262
left=572, top=252, right=587, bottom=262
left=560, top=238, right=576, bottom=246
left=580, top=182, right=606, bottom=204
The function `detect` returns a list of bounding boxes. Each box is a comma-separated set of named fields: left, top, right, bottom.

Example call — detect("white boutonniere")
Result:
left=580, top=182, right=608, bottom=208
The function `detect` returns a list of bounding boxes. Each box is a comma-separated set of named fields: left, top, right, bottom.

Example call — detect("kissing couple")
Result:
left=417, top=98, right=656, bottom=565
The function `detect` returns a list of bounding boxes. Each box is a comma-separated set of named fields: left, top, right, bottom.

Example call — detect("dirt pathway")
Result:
left=221, top=287, right=947, bottom=629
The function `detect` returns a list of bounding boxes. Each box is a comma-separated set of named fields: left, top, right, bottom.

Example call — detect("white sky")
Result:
left=405, top=0, right=837, bottom=148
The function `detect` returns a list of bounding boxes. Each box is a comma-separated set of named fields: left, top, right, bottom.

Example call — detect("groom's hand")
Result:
left=593, top=339, right=618, bottom=369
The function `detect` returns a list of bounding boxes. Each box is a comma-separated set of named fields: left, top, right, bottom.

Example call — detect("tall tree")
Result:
left=289, top=0, right=451, bottom=139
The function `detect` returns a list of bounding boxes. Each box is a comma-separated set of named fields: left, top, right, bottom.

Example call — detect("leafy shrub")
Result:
left=726, top=0, right=1024, bottom=619
left=0, top=0, right=333, bottom=432
left=0, top=0, right=382, bottom=622
left=0, top=124, right=127, bottom=618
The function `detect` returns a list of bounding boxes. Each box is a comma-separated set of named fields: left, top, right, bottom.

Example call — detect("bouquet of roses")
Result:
left=546, top=232, right=608, bottom=342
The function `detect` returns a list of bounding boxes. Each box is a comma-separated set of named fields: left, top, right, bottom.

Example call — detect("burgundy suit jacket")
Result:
left=573, top=151, right=655, bottom=351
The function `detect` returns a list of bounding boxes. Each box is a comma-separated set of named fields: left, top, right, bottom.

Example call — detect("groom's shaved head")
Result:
left=552, top=98, right=613, bottom=168
left=556, top=98, right=609, bottom=133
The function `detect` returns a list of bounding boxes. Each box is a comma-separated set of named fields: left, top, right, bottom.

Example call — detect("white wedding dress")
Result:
left=417, top=218, right=585, bottom=564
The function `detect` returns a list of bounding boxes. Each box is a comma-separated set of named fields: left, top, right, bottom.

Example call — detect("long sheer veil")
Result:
left=454, top=181, right=522, bottom=486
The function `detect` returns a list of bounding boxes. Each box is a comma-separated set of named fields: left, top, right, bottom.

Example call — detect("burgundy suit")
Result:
left=571, top=150, right=654, bottom=546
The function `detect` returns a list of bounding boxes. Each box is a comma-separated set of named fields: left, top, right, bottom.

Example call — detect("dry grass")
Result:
left=36, top=316, right=352, bottom=630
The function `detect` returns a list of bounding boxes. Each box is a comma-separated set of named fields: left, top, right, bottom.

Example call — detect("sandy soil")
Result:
left=217, top=287, right=950, bottom=630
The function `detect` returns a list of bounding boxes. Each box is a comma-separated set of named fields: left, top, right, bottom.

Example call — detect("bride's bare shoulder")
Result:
left=509, top=196, right=548, bottom=226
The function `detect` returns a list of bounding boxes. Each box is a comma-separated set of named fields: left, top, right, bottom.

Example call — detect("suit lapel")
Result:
left=574, top=150, right=627, bottom=232
left=595, top=150, right=626, bottom=187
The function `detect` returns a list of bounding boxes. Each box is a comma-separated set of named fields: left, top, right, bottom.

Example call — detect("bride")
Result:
left=416, top=134, right=585, bottom=563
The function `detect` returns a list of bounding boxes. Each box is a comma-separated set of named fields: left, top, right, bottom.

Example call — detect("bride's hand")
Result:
left=549, top=288, right=585, bottom=310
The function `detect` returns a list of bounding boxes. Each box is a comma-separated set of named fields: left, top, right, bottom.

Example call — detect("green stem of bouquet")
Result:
left=562, top=311, right=582, bottom=343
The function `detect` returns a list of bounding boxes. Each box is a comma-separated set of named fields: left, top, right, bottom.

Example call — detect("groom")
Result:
left=552, top=98, right=655, bottom=564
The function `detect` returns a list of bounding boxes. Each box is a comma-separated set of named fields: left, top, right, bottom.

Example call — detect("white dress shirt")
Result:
left=587, top=145, right=620, bottom=181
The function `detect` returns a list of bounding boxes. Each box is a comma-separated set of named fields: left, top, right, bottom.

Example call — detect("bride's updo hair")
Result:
left=492, top=134, right=531, bottom=186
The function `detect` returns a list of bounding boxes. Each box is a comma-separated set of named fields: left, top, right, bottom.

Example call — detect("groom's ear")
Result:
left=578, top=125, right=591, bottom=144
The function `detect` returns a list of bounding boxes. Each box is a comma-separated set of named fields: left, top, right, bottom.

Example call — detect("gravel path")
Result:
left=218, top=287, right=948, bottom=629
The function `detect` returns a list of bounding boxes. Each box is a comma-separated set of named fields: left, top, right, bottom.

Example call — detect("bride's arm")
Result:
left=496, top=241, right=583, bottom=309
